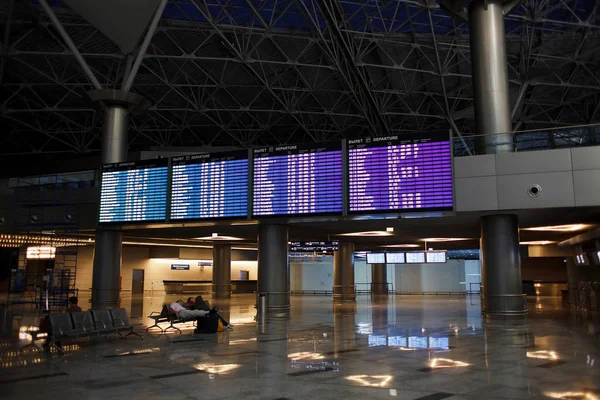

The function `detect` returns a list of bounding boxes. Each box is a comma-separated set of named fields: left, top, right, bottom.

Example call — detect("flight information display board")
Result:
left=348, top=132, right=453, bottom=213
left=253, top=142, right=343, bottom=216
left=406, top=252, right=426, bottom=263
left=289, top=241, right=339, bottom=252
left=386, top=252, right=406, bottom=264
left=426, top=251, right=447, bottom=263
left=366, top=253, right=386, bottom=264
left=99, top=159, right=168, bottom=223
left=170, top=150, right=248, bottom=220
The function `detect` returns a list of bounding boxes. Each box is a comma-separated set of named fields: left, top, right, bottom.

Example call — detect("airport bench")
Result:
left=146, top=305, right=195, bottom=334
left=110, top=308, right=143, bottom=339
left=49, top=309, right=143, bottom=352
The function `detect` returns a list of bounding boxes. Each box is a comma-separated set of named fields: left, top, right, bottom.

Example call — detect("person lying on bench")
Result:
left=169, top=300, right=211, bottom=321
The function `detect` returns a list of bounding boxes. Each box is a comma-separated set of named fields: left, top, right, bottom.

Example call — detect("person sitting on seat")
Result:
left=67, top=296, right=82, bottom=313
left=186, top=297, right=196, bottom=309
left=169, top=300, right=210, bottom=321
left=194, top=295, right=211, bottom=311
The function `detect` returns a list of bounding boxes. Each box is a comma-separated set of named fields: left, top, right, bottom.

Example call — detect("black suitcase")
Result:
left=195, top=314, right=218, bottom=334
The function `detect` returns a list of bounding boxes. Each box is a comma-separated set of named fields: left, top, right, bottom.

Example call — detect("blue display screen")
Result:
left=252, top=142, right=343, bottom=216
left=170, top=150, right=248, bottom=220
left=408, top=336, right=428, bottom=349
left=99, top=159, right=168, bottom=223
left=429, top=337, right=449, bottom=350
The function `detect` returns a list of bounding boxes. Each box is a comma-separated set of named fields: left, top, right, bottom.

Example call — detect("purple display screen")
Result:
left=253, top=141, right=343, bottom=216
left=348, top=132, right=453, bottom=213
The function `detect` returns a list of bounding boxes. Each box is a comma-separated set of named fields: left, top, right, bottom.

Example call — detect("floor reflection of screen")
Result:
left=368, top=335, right=387, bottom=347
left=408, top=336, right=428, bottom=349
left=429, top=337, right=449, bottom=350
left=387, top=336, right=407, bottom=347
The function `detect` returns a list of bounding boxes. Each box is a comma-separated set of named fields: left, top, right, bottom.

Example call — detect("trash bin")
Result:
left=258, top=293, right=267, bottom=316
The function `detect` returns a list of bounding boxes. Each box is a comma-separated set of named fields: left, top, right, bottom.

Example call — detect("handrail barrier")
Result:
left=453, top=123, right=600, bottom=156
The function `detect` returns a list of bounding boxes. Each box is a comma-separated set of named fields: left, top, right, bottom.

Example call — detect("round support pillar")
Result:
left=101, top=106, right=129, bottom=163
left=91, top=106, right=129, bottom=309
left=469, top=0, right=513, bottom=154
left=92, top=230, right=123, bottom=309
left=371, top=263, right=388, bottom=295
left=333, top=242, right=355, bottom=301
left=212, top=244, right=232, bottom=299
left=480, top=214, right=527, bottom=317
left=257, top=224, right=290, bottom=313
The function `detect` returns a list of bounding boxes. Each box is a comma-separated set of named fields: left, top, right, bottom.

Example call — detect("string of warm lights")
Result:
left=0, top=233, right=93, bottom=248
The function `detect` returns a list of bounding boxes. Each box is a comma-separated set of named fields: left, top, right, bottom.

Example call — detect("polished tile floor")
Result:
left=1, top=294, right=599, bottom=400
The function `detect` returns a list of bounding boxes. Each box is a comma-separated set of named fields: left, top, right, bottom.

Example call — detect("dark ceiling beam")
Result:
left=308, top=0, right=390, bottom=136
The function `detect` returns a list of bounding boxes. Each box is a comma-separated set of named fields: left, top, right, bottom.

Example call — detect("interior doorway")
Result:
left=132, top=269, right=145, bottom=295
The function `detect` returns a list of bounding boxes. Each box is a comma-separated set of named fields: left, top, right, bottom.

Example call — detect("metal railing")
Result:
left=453, top=123, right=600, bottom=156
left=355, top=282, right=395, bottom=295
left=291, top=290, right=333, bottom=296
left=395, top=291, right=467, bottom=296
left=467, top=282, right=482, bottom=295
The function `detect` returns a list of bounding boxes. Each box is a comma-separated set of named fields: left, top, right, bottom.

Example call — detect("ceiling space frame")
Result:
left=303, top=0, right=390, bottom=137
left=425, top=6, right=471, bottom=155
left=188, top=0, right=318, bottom=143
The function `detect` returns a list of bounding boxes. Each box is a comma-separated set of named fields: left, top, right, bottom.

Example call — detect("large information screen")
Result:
left=289, top=241, right=339, bottom=252
left=170, top=150, right=248, bottom=220
left=253, top=142, right=343, bottom=216
left=348, top=132, right=453, bottom=213
left=99, top=159, right=168, bottom=223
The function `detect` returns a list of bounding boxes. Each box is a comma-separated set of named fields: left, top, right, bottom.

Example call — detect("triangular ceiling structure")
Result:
left=63, top=0, right=161, bottom=53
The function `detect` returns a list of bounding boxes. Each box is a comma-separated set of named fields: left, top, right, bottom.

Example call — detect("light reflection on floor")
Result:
left=0, top=294, right=598, bottom=399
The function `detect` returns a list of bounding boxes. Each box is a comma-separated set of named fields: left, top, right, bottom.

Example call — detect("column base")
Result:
left=371, top=283, right=388, bottom=295
left=483, top=312, right=528, bottom=320
left=481, top=293, right=528, bottom=317
left=333, top=284, right=356, bottom=302
left=212, top=284, right=232, bottom=299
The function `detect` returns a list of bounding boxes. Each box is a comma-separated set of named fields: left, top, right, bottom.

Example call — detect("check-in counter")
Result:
left=163, top=280, right=257, bottom=295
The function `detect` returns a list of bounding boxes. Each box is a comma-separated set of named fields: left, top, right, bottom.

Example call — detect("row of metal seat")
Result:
left=48, top=308, right=142, bottom=351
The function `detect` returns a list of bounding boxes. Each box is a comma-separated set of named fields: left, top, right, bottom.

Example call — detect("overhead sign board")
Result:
left=289, top=241, right=339, bottom=252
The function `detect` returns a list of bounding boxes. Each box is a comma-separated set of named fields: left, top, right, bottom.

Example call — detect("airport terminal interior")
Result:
left=1, top=0, right=600, bottom=399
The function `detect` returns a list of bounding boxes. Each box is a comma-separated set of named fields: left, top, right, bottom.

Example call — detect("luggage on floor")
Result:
left=194, top=314, right=219, bottom=334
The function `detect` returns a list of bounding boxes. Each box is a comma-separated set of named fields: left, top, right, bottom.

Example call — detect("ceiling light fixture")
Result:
left=520, top=241, right=556, bottom=246
left=123, top=241, right=212, bottom=248
left=421, top=238, right=471, bottom=242
left=194, top=235, right=245, bottom=241
left=338, top=231, right=393, bottom=237
left=522, top=224, right=591, bottom=232
left=386, top=227, right=394, bottom=232
left=385, top=244, right=420, bottom=248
